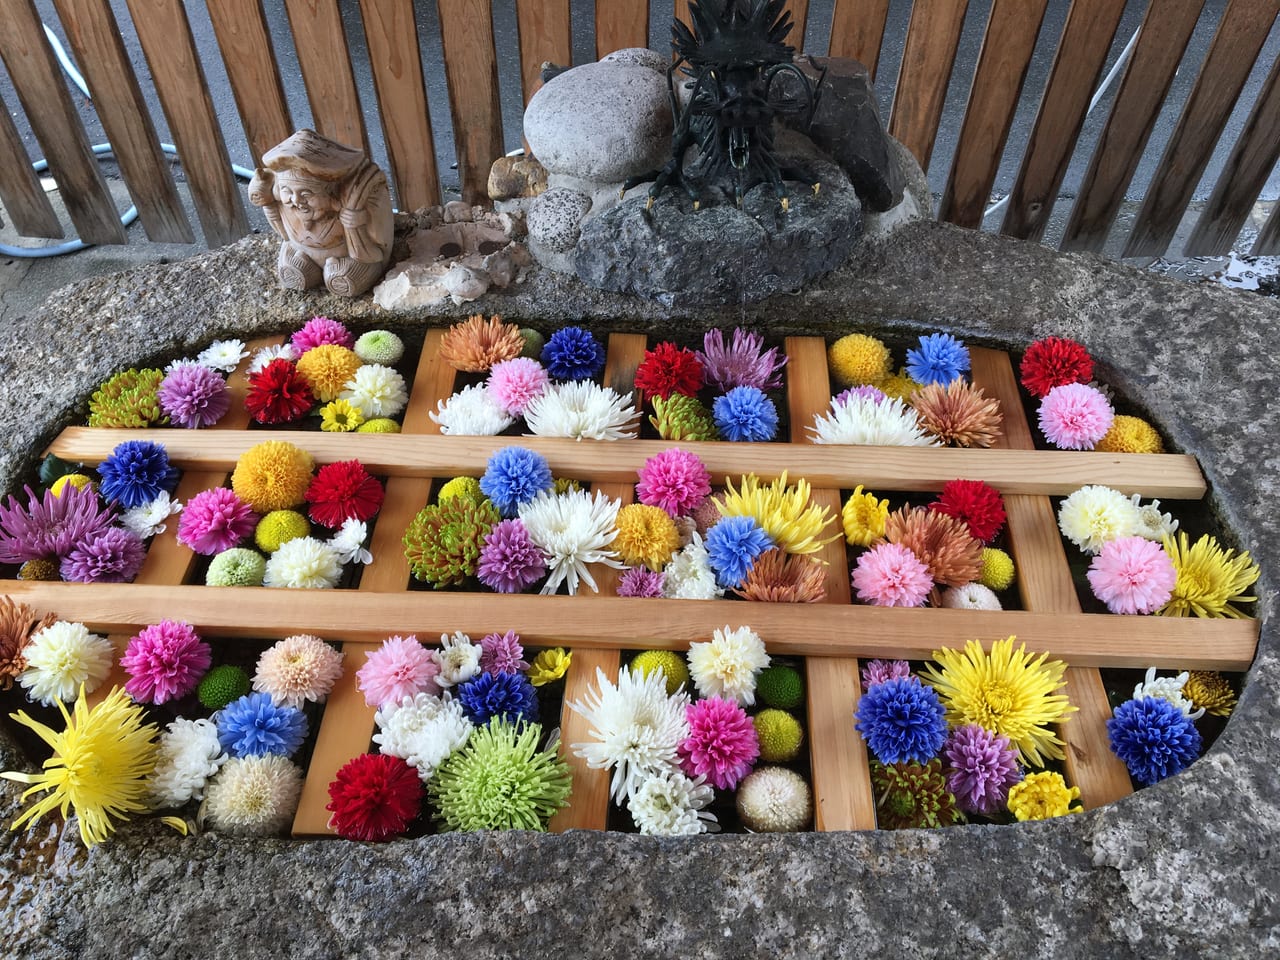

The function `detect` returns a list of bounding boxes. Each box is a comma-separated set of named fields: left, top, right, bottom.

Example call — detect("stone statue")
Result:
left=249, top=129, right=394, bottom=298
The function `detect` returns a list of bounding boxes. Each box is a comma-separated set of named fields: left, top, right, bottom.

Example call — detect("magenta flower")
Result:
left=1087, top=535, right=1176, bottom=614
left=860, top=658, right=912, bottom=691
left=0, top=484, right=115, bottom=563
left=852, top=542, right=933, bottom=607
left=476, top=519, right=547, bottom=593
left=356, top=635, right=442, bottom=708
left=158, top=362, right=231, bottom=428
left=679, top=696, right=759, bottom=790
left=291, top=316, right=353, bottom=353
left=696, top=327, right=787, bottom=392
left=120, top=620, right=212, bottom=704
left=635, top=448, right=712, bottom=517
left=487, top=357, right=550, bottom=416
left=177, top=487, right=259, bottom=555
left=1037, top=382, right=1113, bottom=450
left=59, top=527, right=146, bottom=583
left=479, top=630, right=529, bottom=676
left=617, top=566, right=666, bottom=598
left=942, top=724, right=1023, bottom=816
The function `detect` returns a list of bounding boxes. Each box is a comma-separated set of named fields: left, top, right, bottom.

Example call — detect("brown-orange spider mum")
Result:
left=884, top=506, right=983, bottom=588
left=438, top=314, right=525, bottom=373
left=734, top=549, right=828, bottom=603
left=0, top=595, right=56, bottom=690
left=909, top=380, right=1003, bottom=448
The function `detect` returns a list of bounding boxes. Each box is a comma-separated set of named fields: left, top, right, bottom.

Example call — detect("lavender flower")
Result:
left=0, top=484, right=114, bottom=563
left=479, top=630, right=529, bottom=676
left=617, top=566, right=666, bottom=598
left=696, top=328, right=786, bottom=392
left=942, top=724, right=1023, bottom=816
left=59, top=527, right=146, bottom=583
left=157, top=362, right=231, bottom=429
left=476, top=518, right=548, bottom=593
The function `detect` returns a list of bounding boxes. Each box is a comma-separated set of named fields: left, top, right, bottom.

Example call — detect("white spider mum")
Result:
left=687, top=625, right=770, bottom=706
left=808, top=394, right=939, bottom=446
left=330, top=518, right=372, bottom=565
left=373, top=692, right=474, bottom=782
left=1130, top=494, right=1179, bottom=542
left=340, top=363, right=408, bottom=418
left=18, top=620, right=114, bottom=706
left=1057, top=485, right=1142, bottom=555
left=196, top=339, right=249, bottom=373
left=120, top=491, right=182, bottom=539
left=523, top=380, right=640, bottom=440
left=568, top=665, right=690, bottom=802
left=429, top=383, right=515, bottom=435
left=661, top=532, right=724, bottom=600
left=1132, top=667, right=1205, bottom=720
left=248, top=342, right=299, bottom=374
left=518, top=488, right=623, bottom=595
left=149, top=717, right=227, bottom=808
left=434, top=631, right=482, bottom=688
left=262, top=536, right=343, bottom=589
left=628, top=769, right=718, bottom=836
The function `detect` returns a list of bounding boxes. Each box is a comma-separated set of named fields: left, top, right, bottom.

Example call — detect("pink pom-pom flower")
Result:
left=487, top=357, right=550, bottom=416
left=291, top=316, right=353, bottom=354
left=1086, top=535, right=1176, bottom=614
left=852, top=542, right=933, bottom=607
left=635, top=448, right=712, bottom=517
left=177, top=487, right=259, bottom=555
left=679, top=696, right=759, bottom=790
left=1037, top=382, right=1114, bottom=450
left=120, top=620, right=212, bottom=704
left=356, top=635, right=442, bottom=708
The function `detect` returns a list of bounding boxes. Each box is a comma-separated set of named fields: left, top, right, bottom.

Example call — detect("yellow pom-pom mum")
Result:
left=254, top=509, right=311, bottom=553
left=356, top=417, right=401, bottom=434
left=613, top=503, right=681, bottom=569
left=979, top=547, right=1016, bottom=592
left=828, top=333, right=891, bottom=388
left=879, top=369, right=922, bottom=403
left=1007, top=771, right=1082, bottom=821
left=754, top=708, right=804, bottom=762
left=231, top=440, right=315, bottom=513
left=295, top=344, right=361, bottom=402
left=437, top=476, right=484, bottom=504
left=842, top=484, right=889, bottom=547
left=1095, top=414, right=1163, bottom=454
left=630, top=650, right=690, bottom=697
left=1183, top=671, right=1237, bottom=717
left=50, top=473, right=94, bottom=497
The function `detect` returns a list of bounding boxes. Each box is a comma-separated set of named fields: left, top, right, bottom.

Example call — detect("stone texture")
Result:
left=600, top=46, right=667, bottom=73
left=487, top=155, right=549, bottom=201
left=863, top=134, right=934, bottom=240
left=2, top=220, right=1279, bottom=957
left=528, top=188, right=593, bottom=253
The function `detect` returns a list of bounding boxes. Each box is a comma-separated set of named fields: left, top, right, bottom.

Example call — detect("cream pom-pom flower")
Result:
left=687, top=625, right=770, bottom=706
left=340, top=363, right=408, bottom=419
left=429, top=383, right=515, bottom=436
left=373, top=692, right=473, bottom=781
left=1057, top=485, right=1142, bottom=555
left=201, top=754, right=303, bottom=836
left=262, top=536, right=343, bottom=589
left=18, top=620, right=115, bottom=706
left=434, top=631, right=482, bottom=688
left=252, top=634, right=345, bottom=709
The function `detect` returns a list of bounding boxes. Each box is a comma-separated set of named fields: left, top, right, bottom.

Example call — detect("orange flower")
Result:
left=885, top=506, right=982, bottom=588
left=909, top=380, right=1003, bottom=448
left=438, top=314, right=524, bottom=372
left=734, top=549, right=827, bottom=603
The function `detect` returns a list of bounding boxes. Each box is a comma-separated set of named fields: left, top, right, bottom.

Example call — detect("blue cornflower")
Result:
left=1107, top=696, right=1202, bottom=786
left=480, top=446, right=553, bottom=517
left=855, top=676, right=948, bottom=765
left=712, top=386, right=778, bottom=442
left=216, top=692, right=308, bottom=758
left=97, top=440, right=178, bottom=509
left=541, top=326, right=605, bottom=381
left=456, top=671, right=539, bottom=727
left=906, top=333, right=970, bottom=386
left=705, top=515, right=773, bottom=589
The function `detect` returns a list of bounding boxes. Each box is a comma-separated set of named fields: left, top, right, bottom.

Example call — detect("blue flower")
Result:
left=705, top=515, right=773, bottom=589
left=456, top=671, right=539, bottom=726
left=712, top=386, right=778, bottom=442
left=216, top=692, right=308, bottom=758
left=906, top=333, right=970, bottom=386
left=480, top=446, right=553, bottom=517
left=1107, top=696, right=1202, bottom=786
left=855, top=676, right=948, bottom=765
left=541, top=326, right=605, bottom=381
left=97, top=440, right=178, bottom=509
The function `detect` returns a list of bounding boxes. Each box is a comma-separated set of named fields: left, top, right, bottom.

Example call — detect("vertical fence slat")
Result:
left=282, top=0, right=368, bottom=154
left=205, top=0, right=294, bottom=167
left=783, top=0, right=811, bottom=46
left=937, top=0, right=1049, bottom=228
left=828, top=0, right=891, bottom=79
left=1123, top=0, right=1280, bottom=258
left=515, top=0, right=571, bottom=105
left=358, top=0, right=440, bottom=212
left=594, top=0, right=648, bottom=59
left=437, top=0, right=505, bottom=204
left=1251, top=198, right=1280, bottom=255
left=1059, top=0, right=1204, bottom=254
left=888, top=0, right=971, bottom=172
left=998, top=0, right=1127, bottom=242
left=0, top=0, right=125, bottom=244
left=0, top=90, right=62, bottom=237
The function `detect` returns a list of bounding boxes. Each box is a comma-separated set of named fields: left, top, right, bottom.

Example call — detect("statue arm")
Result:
left=339, top=166, right=392, bottom=263
left=248, top=168, right=287, bottom=240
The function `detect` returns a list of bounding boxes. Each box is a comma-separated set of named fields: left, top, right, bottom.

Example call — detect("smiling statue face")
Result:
left=277, top=173, right=337, bottom=227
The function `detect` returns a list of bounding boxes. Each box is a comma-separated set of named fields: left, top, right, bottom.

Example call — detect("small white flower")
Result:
left=435, top=631, right=482, bottom=687
left=197, top=339, right=250, bottom=373
left=164, top=357, right=203, bottom=376
left=1058, top=485, right=1142, bottom=555
left=661, top=533, right=723, bottom=600
left=120, top=492, right=183, bottom=539
left=518, top=488, right=623, bottom=595
left=1133, top=667, right=1205, bottom=720
left=940, top=582, right=1002, bottom=610
left=340, top=363, right=408, bottom=418
left=330, top=518, right=372, bottom=565
left=263, top=536, right=343, bottom=589
left=1130, top=494, right=1179, bottom=542
left=248, top=343, right=299, bottom=374
left=373, top=692, right=473, bottom=781
left=809, top=394, right=939, bottom=446
left=18, top=620, right=114, bottom=706
left=628, top=770, right=718, bottom=836
left=429, top=383, right=515, bottom=435
left=202, top=754, right=303, bottom=836
left=524, top=380, right=640, bottom=440
left=687, top=625, right=770, bottom=706
left=150, top=718, right=227, bottom=808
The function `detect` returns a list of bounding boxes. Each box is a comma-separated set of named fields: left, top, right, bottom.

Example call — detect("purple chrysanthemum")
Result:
left=617, top=566, right=666, bottom=598
left=1107, top=696, right=1202, bottom=786
left=97, top=440, right=178, bottom=509
left=860, top=658, right=912, bottom=691
left=157, top=362, right=231, bottom=429
left=635, top=448, right=711, bottom=517
left=712, top=386, right=778, bottom=442
left=216, top=691, right=308, bottom=758
left=942, top=724, right=1023, bottom=816
left=541, top=326, right=605, bottom=381
left=0, top=484, right=115, bottom=563
left=456, top=671, right=539, bottom=726
left=679, top=696, right=760, bottom=790
left=476, top=519, right=547, bottom=593
left=479, top=630, right=530, bottom=676
left=291, top=316, right=353, bottom=353
left=1038, top=382, right=1114, bottom=450
left=855, top=676, right=948, bottom=765
left=59, top=526, right=146, bottom=583
left=696, top=327, right=787, bottom=392
left=177, top=487, right=259, bottom=556
left=120, top=619, right=212, bottom=704
left=833, top=384, right=887, bottom=406
left=705, top=514, right=773, bottom=589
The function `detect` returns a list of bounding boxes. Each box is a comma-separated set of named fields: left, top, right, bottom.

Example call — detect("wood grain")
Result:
left=437, top=0, right=505, bottom=204
left=888, top=0, right=971, bottom=172
left=1251, top=199, right=1280, bottom=256
left=515, top=0, right=572, bottom=105
left=282, top=0, right=368, bottom=153
left=595, top=0, right=648, bottom=59
left=0, top=88, right=62, bottom=238
left=205, top=0, right=294, bottom=167
left=828, top=0, right=891, bottom=79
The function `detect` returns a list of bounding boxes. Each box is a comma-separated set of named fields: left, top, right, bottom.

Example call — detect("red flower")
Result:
left=245, top=358, right=314, bottom=424
left=305, top=460, right=384, bottom=528
left=1019, top=337, right=1093, bottom=399
left=325, top=753, right=423, bottom=842
left=634, top=342, right=704, bottom=401
left=929, top=479, right=1006, bottom=543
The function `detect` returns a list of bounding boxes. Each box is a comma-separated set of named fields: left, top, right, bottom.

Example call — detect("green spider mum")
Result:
left=649, top=394, right=719, bottom=442
left=402, top=496, right=500, bottom=587
left=88, top=368, right=167, bottom=428
left=871, top=758, right=963, bottom=830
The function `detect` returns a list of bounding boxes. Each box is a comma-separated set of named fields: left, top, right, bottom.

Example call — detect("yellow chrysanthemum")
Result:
left=255, top=509, right=310, bottom=553
left=553, top=477, right=581, bottom=495
left=50, top=473, right=93, bottom=497
left=1094, top=414, right=1163, bottom=454
left=630, top=650, right=690, bottom=697
left=1006, top=771, right=1082, bottom=821
left=319, top=398, right=364, bottom=433
left=295, top=344, right=361, bottom=402
left=1157, top=532, right=1260, bottom=619
left=879, top=368, right=923, bottom=403
left=613, top=504, right=681, bottom=569
left=841, top=484, right=889, bottom=547
left=528, top=647, right=571, bottom=687
left=1, top=685, right=158, bottom=847
left=437, top=476, right=484, bottom=504
left=920, top=637, right=1076, bottom=767
left=356, top=417, right=401, bottom=434
left=231, top=440, right=315, bottom=513
left=717, top=471, right=838, bottom=556
left=1183, top=671, right=1237, bottom=717
left=978, top=547, right=1016, bottom=592
left=828, top=333, right=891, bottom=387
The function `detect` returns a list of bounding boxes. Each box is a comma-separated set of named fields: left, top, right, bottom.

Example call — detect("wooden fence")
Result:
left=0, top=0, right=1278, bottom=258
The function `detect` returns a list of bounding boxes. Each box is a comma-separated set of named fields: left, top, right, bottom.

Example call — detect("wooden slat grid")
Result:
left=282, top=0, right=368, bottom=154
left=437, top=0, right=506, bottom=205
left=888, top=0, right=971, bottom=172
left=515, top=0, right=572, bottom=105
left=827, top=0, right=890, bottom=78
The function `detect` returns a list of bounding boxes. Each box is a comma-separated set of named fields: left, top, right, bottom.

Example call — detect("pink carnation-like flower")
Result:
left=487, top=357, right=550, bottom=416
left=1037, top=382, right=1114, bottom=450
left=860, top=658, right=912, bottom=691
left=679, top=696, right=759, bottom=790
left=120, top=620, right=212, bottom=704
left=635, top=448, right=712, bottom=517
left=177, top=487, right=259, bottom=555
left=1086, top=535, right=1176, bottom=614
left=356, top=635, right=442, bottom=708
left=291, top=316, right=353, bottom=353
left=479, top=630, right=529, bottom=676
left=852, top=542, right=933, bottom=607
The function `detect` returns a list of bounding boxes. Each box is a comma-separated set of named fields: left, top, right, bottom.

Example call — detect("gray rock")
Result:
left=600, top=47, right=668, bottom=73
left=528, top=187, right=594, bottom=253
left=862, top=134, right=933, bottom=241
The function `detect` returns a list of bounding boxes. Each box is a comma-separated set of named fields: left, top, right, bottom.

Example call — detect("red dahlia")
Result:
left=305, top=460, right=385, bottom=528
left=1019, top=337, right=1093, bottom=399
left=634, top=342, right=704, bottom=401
left=929, top=479, right=1006, bottom=543
left=245, top=358, right=314, bottom=424
left=325, top=753, right=423, bottom=842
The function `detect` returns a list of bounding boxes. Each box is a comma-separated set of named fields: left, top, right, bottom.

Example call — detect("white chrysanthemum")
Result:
left=197, top=338, right=249, bottom=373
left=518, top=488, right=623, bottom=595
left=120, top=491, right=182, bottom=539
left=434, top=631, right=482, bottom=688
left=202, top=754, right=303, bottom=836
left=661, top=533, right=724, bottom=600
left=687, top=625, right=770, bottom=706
left=18, top=620, right=114, bottom=706
left=736, top=766, right=813, bottom=832
left=940, top=582, right=1003, bottom=610
left=523, top=380, right=640, bottom=440
left=1130, top=494, right=1179, bottom=542
left=373, top=692, right=473, bottom=781
left=808, top=395, right=939, bottom=446
left=340, top=363, right=408, bottom=418
left=263, top=536, right=342, bottom=589
left=628, top=770, right=718, bottom=836
left=252, top=634, right=345, bottom=708
left=1133, top=667, right=1205, bottom=720
left=149, top=718, right=227, bottom=808
left=568, top=665, right=690, bottom=802
left=330, top=518, right=372, bottom=565
left=1057, top=485, right=1142, bottom=554
left=248, top=342, right=299, bottom=374
left=429, top=383, right=515, bottom=435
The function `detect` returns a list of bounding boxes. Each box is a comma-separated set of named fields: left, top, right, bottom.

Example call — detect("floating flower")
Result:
left=291, top=316, right=353, bottom=353
left=754, top=708, right=803, bottom=762
left=634, top=342, right=704, bottom=401
left=88, top=367, right=164, bottom=427
left=942, top=724, right=1022, bottom=816
left=828, top=333, right=891, bottom=387
left=1006, top=770, right=1082, bottom=821
left=1038, top=382, right=1114, bottom=450
left=158, top=362, right=231, bottom=428
left=736, top=766, right=812, bottom=832
left=120, top=491, right=182, bottom=540
left=439, top=314, right=524, bottom=372
left=176, top=487, right=258, bottom=555
left=98, top=440, right=178, bottom=509
left=705, top=515, right=773, bottom=589
left=527, top=647, right=571, bottom=687
left=756, top=664, right=804, bottom=709
left=1057, top=484, right=1141, bottom=554
left=247, top=343, right=299, bottom=375
left=120, top=620, right=212, bottom=705
left=149, top=717, right=226, bottom=808
left=263, top=535, right=343, bottom=589
left=373, top=692, right=472, bottom=781
left=885, top=505, right=983, bottom=587
left=679, top=696, right=759, bottom=790
left=19, top=620, right=114, bottom=705
left=852, top=542, right=933, bottom=607
left=481, top=446, right=554, bottom=517
left=1019, top=336, right=1093, bottom=399
left=330, top=518, right=373, bottom=565
left=940, top=582, right=1002, bottom=610
left=216, top=692, right=307, bottom=758
left=479, top=630, right=528, bottom=676
left=871, top=758, right=962, bottom=829
left=203, top=754, right=303, bottom=836
left=1087, top=536, right=1176, bottom=614
left=906, top=333, right=969, bottom=386
left=734, top=549, right=827, bottom=603
left=629, top=769, right=718, bottom=836
left=1096, top=414, right=1163, bottom=454
left=403, top=497, right=500, bottom=587
left=59, top=527, right=146, bottom=584
left=855, top=676, right=948, bottom=764
left=687, top=625, right=769, bottom=706
left=809, top=393, right=938, bottom=446
left=1158, top=532, right=1260, bottom=619
left=841, top=485, right=889, bottom=547
left=613, top=503, right=681, bottom=570
left=353, top=329, right=404, bottom=365
left=476, top=518, right=547, bottom=593
left=319, top=398, right=364, bottom=432
left=358, top=636, right=442, bottom=708
left=429, top=382, right=515, bottom=435
left=1183, top=671, right=1236, bottom=717
left=910, top=380, right=1002, bottom=448
left=295, top=344, right=361, bottom=402
left=232, top=441, right=315, bottom=513
left=880, top=368, right=923, bottom=402
left=618, top=566, right=666, bottom=598
left=487, top=357, right=549, bottom=415
left=253, top=634, right=345, bottom=709
left=861, top=659, right=912, bottom=691
left=540, top=325, right=605, bottom=380
left=712, top=385, right=778, bottom=442
left=1131, top=667, right=1203, bottom=719
left=662, top=533, right=723, bottom=599
left=979, top=546, right=1016, bottom=592
left=437, top=476, right=485, bottom=505
left=930, top=479, right=1006, bottom=543
left=326, top=753, right=423, bottom=841
left=435, top=631, right=483, bottom=688
left=650, top=393, right=719, bottom=441
left=340, top=363, right=408, bottom=419
left=630, top=650, right=690, bottom=696
left=305, top=460, right=384, bottom=529
left=456, top=671, right=539, bottom=726
left=0, top=597, right=53, bottom=691
left=244, top=358, right=314, bottom=424
left=717, top=472, right=836, bottom=556
left=518, top=488, right=622, bottom=595
left=254, top=509, right=310, bottom=553
left=1130, top=494, right=1179, bottom=542
left=697, top=327, right=786, bottom=391
left=197, top=664, right=250, bottom=710
left=635, top=448, right=711, bottom=518
left=524, top=380, right=640, bottom=440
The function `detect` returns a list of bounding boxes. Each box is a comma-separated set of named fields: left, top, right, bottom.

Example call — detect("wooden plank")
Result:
left=0, top=0, right=125, bottom=244
left=1059, top=0, right=1204, bottom=254
left=999, top=0, right=1127, bottom=243
left=937, top=0, right=1050, bottom=228
left=124, top=0, right=250, bottom=248
left=282, top=0, right=368, bottom=153
left=437, top=0, right=505, bottom=204
left=828, top=0, right=891, bottom=79
left=1251, top=199, right=1280, bottom=255
left=783, top=0, right=810, bottom=48
left=887, top=0, right=971, bottom=172
left=1123, top=0, right=1280, bottom=258
left=205, top=0, right=294, bottom=167
left=0, top=89, right=62, bottom=237
left=358, top=0, right=439, bottom=212
left=594, top=0, right=648, bottom=59
left=549, top=648, right=620, bottom=832
left=515, top=0, right=572, bottom=106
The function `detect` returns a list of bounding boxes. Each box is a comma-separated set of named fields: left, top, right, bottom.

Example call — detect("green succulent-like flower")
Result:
left=88, top=368, right=166, bottom=428
left=871, top=758, right=963, bottom=830
left=353, top=329, right=405, bottom=365
left=650, top=394, right=719, bottom=442
left=403, top=496, right=500, bottom=587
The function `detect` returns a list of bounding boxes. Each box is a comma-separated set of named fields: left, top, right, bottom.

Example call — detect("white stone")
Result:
left=528, top=188, right=593, bottom=253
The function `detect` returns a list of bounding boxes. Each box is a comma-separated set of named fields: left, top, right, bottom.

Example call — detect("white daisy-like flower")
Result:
left=808, top=394, right=939, bottom=446
left=120, top=491, right=183, bottom=539
left=687, top=625, right=770, bottom=706
left=940, top=582, right=1003, bottom=610
left=163, top=357, right=203, bottom=376
left=149, top=717, right=227, bottom=809
left=201, top=754, right=303, bottom=836
left=1133, top=667, right=1205, bottom=720
left=518, top=488, right=624, bottom=595
left=429, top=383, right=515, bottom=435
left=196, top=339, right=249, bottom=373
left=330, top=518, right=372, bottom=565
left=434, top=631, right=482, bottom=688
left=340, top=363, right=408, bottom=419
left=262, top=536, right=343, bottom=589
left=568, top=665, right=690, bottom=802
left=18, top=620, right=115, bottom=706
left=248, top=342, right=299, bottom=375
left=523, top=380, right=640, bottom=440
left=1057, top=485, right=1142, bottom=555
left=1130, top=494, right=1179, bottom=542
left=661, top=533, right=724, bottom=600
left=628, top=769, right=718, bottom=836
left=373, top=692, right=473, bottom=781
